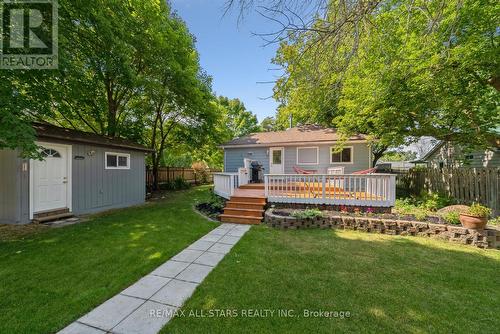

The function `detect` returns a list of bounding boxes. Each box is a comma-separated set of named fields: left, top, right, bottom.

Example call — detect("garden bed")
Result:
left=265, top=208, right=500, bottom=249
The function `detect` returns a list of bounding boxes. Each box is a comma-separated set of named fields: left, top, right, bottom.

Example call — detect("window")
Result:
left=272, top=150, right=282, bottom=164
left=330, top=146, right=353, bottom=164
left=105, top=152, right=130, bottom=169
left=297, top=147, right=319, bottom=165
left=40, top=148, right=61, bottom=158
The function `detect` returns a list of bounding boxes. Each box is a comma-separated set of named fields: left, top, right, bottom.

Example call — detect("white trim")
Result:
left=30, top=141, right=73, bottom=217
left=296, top=146, right=319, bottom=165
left=221, top=140, right=370, bottom=149
left=105, top=152, right=131, bottom=170
left=330, top=145, right=354, bottom=164
left=269, top=147, right=285, bottom=174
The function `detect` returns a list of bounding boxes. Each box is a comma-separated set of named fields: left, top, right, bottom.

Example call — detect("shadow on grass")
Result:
left=164, top=226, right=500, bottom=334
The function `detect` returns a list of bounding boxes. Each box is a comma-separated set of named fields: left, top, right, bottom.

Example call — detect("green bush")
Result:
left=442, top=211, right=461, bottom=225
left=173, top=176, right=191, bottom=190
left=291, top=209, right=325, bottom=219
left=419, top=192, right=456, bottom=211
left=467, top=203, right=491, bottom=218
left=488, top=217, right=500, bottom=225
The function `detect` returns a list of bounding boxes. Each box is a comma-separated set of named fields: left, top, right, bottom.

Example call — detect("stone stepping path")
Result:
left=58, top=223, right=251, bottom=334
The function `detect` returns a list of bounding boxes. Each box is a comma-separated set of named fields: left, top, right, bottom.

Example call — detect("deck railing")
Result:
left=264, top=174, right=396, bottom=207
left=213, top=173, right=239, bottom=199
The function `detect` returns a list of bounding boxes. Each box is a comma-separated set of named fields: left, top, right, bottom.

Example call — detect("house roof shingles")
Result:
left=34, top=122, right=152, bottom=152
left=222, top=125, right=367, bottom=147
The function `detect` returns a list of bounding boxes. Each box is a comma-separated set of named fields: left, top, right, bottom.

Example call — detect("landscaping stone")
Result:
left=150, top=261, right=190, bottom=279
left=59, top=322, right=106, bottom=334
left=194, top=252, right=225, bottom=266
left=78, top=295, right=145, bottom=331
left=171, top=249, right=204, bottom=263
left=265, top=209, right=500, bottom=249
left=218, top=235, right=240, bottom=245
left=207, top=242, right=234, bottom=254
left=176, top=263, right=213, bottom=283
left=121, top=275, right=171, bottom=300
left=187, top=240, right=215, bottom=251
left=112, top=301, right=176, bottom=334
left=151, top=279, right=199, bottom=307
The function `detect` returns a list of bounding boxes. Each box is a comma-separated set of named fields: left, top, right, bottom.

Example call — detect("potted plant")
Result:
left=459, top=203, right=491, bottom=229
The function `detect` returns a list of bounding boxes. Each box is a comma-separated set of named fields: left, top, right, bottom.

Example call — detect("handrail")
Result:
left=213, top=172, right=239, bottom=199
left=265, top=173, right=396, bottom=207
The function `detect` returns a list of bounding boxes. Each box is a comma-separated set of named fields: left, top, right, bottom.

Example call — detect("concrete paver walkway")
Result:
left=59, top=223, right=251, bottom=334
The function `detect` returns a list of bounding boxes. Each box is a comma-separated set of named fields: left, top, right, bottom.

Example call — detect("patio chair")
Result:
left=293, top=166, right=318, bottom=174
left=352, top=167, right=377, bottom=175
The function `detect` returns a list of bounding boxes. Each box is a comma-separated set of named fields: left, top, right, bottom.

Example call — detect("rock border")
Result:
left=265, top=209, right=500, bottom=249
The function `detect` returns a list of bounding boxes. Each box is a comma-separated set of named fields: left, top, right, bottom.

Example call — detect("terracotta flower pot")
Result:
left=459, top=213, right=488, bottom=230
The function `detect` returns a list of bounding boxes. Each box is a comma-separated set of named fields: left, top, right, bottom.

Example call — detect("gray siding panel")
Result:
left=71, top=144, right=146, bottom=215
left=0, top=149, right=29, bottom=224
left=224, top=143, right=371, bottom=174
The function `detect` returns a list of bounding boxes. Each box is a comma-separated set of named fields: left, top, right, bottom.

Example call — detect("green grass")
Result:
left=0, top=186, right=218, bottom=334
left=164, top=226, right=500, bottom=334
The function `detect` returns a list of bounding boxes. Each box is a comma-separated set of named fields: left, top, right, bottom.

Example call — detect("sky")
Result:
left=170, top=0, right=281, bottom=122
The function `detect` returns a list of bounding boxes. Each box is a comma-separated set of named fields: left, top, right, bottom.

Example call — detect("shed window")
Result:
left=297, top=147, right=319, bottom=165
left=331, top=147, right=353, bottom=163
left=105, top=152, right=130, bottom=169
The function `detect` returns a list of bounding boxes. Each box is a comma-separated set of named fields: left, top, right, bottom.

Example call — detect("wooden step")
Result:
left=229, top=196, right=266, bottom=204
left=239, top=183, right=265, bottom=190
left=33, top=212, right=74, bottom=223
left=34, top=207, right=70, bottom=218
left=225, top=201, right=265, bottom=210
left=223, top=208, right=264, bottom=217
left=219, top=214, right=262, bottom=225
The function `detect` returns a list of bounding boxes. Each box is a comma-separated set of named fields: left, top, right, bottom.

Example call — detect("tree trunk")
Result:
left=371, top=145, right=388, bottom=167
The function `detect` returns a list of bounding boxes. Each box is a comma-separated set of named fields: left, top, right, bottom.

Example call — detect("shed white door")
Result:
left=33, top=144, right=69, bottom=212
left=269, top=147, right=284, bottom=174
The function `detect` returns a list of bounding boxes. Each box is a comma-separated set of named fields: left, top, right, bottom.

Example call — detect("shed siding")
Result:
left=0, top=149, right=29, bottom=224
left=224, top=143, right=371, bottom=174
left=72, top=144, right=146, bottom=215
left=427, top=145, right=500, bottom=168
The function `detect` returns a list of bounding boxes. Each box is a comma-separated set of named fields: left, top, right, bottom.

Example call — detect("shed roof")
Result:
left=34, top=122, right=152, bottom=152
left=221, top=125, right=368, bottom=147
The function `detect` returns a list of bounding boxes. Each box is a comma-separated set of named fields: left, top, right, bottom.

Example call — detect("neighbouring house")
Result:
left=418, top=141, right=500, bottom=169
left=214, top=125, right=396, bottom=224
left=0, top=123, right=151, bottom=225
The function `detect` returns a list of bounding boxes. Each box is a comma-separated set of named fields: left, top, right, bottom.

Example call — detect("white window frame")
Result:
left=330, top=146, right=353, bottom=164
left=105, top=152, right=131, bottom=170
left=296, top=146, right=319, bottom=165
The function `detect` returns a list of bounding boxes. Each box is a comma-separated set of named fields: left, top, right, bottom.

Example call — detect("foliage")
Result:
left=159, top=176, right=191, bottom=191
left=291, top=208, right=324, bottom=219
left=381, top=150, right=417, bottom=162
left=217, top=96, right=261, bottom=139
left=260, top=116, right=279, bottom=132
left=192, top=161, right=210, bottom=184
left=272, top=0, right=500, bottom=164
left=466, top=203, right=492, bottom=218
left=488, top=217, right=500, bottom=226
left=442, top=211, right=461, bottom=225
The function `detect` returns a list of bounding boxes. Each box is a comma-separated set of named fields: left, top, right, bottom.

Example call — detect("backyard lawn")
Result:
left=164, top=223, right=500, bottom=333
left=0, top=186, right=217, bottom=334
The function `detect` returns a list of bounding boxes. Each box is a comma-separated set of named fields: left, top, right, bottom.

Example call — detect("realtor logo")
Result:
left=0, top=0, right=58, bottom=69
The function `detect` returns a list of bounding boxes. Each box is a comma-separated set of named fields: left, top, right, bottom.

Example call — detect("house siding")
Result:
left=427, top=144, right=500, bottom=168
left=71, top=144, right=146, bottom=215
left=0, top=149, right=29, bottom=224
left=224, top=143, right=371, bottom=174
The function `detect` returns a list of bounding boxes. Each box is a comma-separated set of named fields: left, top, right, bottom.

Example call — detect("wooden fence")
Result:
left=146, top=167, right=220, bottom=190
left=396, top=168, right=499, bottom=215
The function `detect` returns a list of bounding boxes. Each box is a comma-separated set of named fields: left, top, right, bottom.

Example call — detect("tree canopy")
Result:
left=233, top=0, right=500, bottom=164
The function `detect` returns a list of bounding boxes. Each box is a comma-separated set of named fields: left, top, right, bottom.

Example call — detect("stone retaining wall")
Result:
left=265, top=209, right=500, bottom=249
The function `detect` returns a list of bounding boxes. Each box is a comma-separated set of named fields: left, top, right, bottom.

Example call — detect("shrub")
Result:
left=291, top=209, right=325, bottom=219
left=488, top=217, right=500, bottom=226
left=192, top=161, right=210, bottom=184
left=419, top=192, right=456, bottom=211
left=173, top=176, right=191, bottom=190
left=442, top=211, right=461, bottom=225
left=466, top=203, right=491, bottom=218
